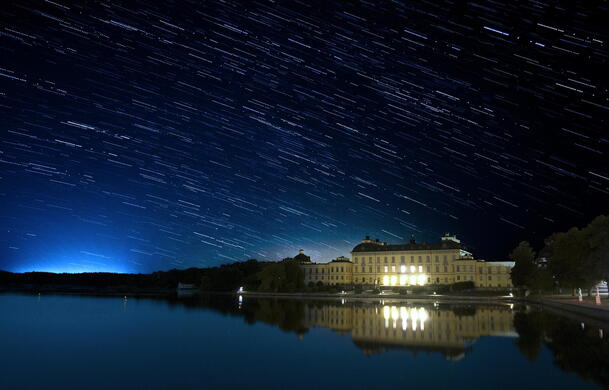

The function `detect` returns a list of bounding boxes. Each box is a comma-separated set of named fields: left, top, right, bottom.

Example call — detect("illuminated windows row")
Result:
left=382, top=274, right=427, bottom=286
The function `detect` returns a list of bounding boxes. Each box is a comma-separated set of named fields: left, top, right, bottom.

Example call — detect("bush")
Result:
left=452, top=281, right=475, bottom=291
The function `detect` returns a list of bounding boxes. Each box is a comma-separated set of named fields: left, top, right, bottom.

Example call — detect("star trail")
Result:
left=1, top=0, right=608, bottom=273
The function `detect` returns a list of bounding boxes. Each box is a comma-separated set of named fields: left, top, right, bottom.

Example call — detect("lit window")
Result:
left=410, top=265, right=416, bottom=273
left=384, top=266, right=388, bottom=273
left=400, top=265, right=406, bottom=273
left=399, top=275, right=407, bottom=285
left=418, top=265, right=423, bottom=272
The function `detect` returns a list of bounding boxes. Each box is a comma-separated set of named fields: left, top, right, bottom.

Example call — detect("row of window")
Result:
left=354, top=254, right=455, bottom=265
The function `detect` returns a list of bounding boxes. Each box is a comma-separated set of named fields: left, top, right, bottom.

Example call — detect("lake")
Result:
left=1, top=293, right=607, bottom=389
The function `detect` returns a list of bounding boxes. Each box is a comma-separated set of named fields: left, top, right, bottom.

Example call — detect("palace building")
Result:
left=299, top=234, right=514, bottom=289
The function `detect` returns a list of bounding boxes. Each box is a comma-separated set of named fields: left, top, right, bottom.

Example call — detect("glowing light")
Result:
left=383, top=306, right=391, bottom=320
left=410, top=265, right=416, bottom=273
left=383, top=275, right=389, bottom=285
left=399, top=275, right=407, bottom=286
left=417, top=274, right=427, bottom=285
left=409, top=275, right=417, bottom=285
left=390, top=275, right=397, bottom=286
left=400, top=265, right=406, bottom=273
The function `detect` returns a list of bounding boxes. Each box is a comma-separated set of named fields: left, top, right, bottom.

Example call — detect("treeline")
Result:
left=510, top=215, right=609, bottom=292
left=514, top=309, right=609, bottom=389
left=0, top=257, right=305, bottom=294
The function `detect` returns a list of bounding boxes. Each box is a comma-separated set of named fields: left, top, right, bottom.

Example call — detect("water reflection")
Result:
left=166, top=294, right=609, bottom=388
left=304, top=302, right=515, bottom=361
left=171, top=295, right=515, bottom=361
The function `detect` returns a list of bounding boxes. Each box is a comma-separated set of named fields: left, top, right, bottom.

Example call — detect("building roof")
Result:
left=294, top=252, right=311, bottom=263
left=352, top=240, right=465, bottom=253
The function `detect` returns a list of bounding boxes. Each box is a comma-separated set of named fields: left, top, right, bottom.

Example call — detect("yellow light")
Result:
left=383, top=305, right=390, bottom=320
left=399, top=275, right=407, bottom=286
left=410, top=265, right=416, bottom=273
left=391, top=306, right=399, bottom=320
left=409, top=275, right=417, bottom=285
left=390, top=275, right=397, bottom=286
left=417, top=274, right=427, bottom=285
left=400, top=265, right=406, bottom=273
left=383, top=275, right=389, bottom=286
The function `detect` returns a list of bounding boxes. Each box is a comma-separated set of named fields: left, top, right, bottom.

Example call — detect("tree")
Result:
left=582, top=215, right=609, bottom=282
left=544, top=228, right=598, bottom=290
left=510, top=241, right=536, bottom=288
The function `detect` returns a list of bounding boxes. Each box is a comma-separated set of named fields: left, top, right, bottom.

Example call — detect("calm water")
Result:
left=1, top=293, right=608, bottom=389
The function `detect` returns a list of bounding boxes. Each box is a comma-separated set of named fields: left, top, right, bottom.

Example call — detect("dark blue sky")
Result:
left=1, top=0, right=607, bottom=273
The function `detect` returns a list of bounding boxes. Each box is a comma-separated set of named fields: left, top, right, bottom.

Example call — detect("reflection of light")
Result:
left=381, top=306, right=429, bottom=332
left=391, top=306, right=399, bottom=320
left=383, top=306, right=391, bottom=320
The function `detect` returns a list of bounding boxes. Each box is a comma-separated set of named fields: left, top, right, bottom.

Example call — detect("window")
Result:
left=427, top=265, right=431, bottom=272
left=411, top=256, right=414, bottom=263
left=457, top=276, right=461, bottom=281
left=452, top=255, right=456, bottom=260
left=361, top=266, right=365, bottom=273
left=435, top=266, right=439, bottom=272
left=369, top=267, right=372, bottom=273
left=456, top=265, right=460, bottom=272
left=444, top=266, right=448, bottom=272
left=377, top=266, right=380, bottom=272
left=391, top=256, right=395, bottom=263
left=384, top=257, right=388, bottom=263
left=410, top=265, right=416, bottom=273
left=418, top=256, right=422, bottom=263
left=488, top=275, right=492, bottom=281
left=354, top=258, right=358, bottom=264
left=384, top=266, right=388, bottom=273
left=426, top=256, right=430, bottom=263
left=376, top=257, right=380, bottom=263
left=400, top=265, right=406, bottom=273
left=400, top=256, right=405, bottom=263
left=435, top=255, right=439, bottom=263
left=443, top=255, right=447, bottom=263
left=392, top=266, right=396, bottom=272
left=418, top=265, right=423, bottom=272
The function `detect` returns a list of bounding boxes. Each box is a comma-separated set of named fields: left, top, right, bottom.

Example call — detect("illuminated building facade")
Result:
left=300, top=234, right=514, bottom=289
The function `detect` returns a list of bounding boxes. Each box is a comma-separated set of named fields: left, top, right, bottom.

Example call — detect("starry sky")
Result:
left=1, top=0, right=608, bottom=273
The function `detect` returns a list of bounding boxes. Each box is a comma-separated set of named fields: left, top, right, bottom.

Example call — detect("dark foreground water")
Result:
left=1, top=293, right=608, bottom=390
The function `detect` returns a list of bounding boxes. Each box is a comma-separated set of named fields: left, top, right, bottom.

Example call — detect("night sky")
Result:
left=1, top=0, right=608, bottom=273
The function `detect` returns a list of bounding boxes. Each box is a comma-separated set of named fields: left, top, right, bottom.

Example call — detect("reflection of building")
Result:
left=300, top=234, right=514, bottom=288
left=304, top=303, right=515, bottom=360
